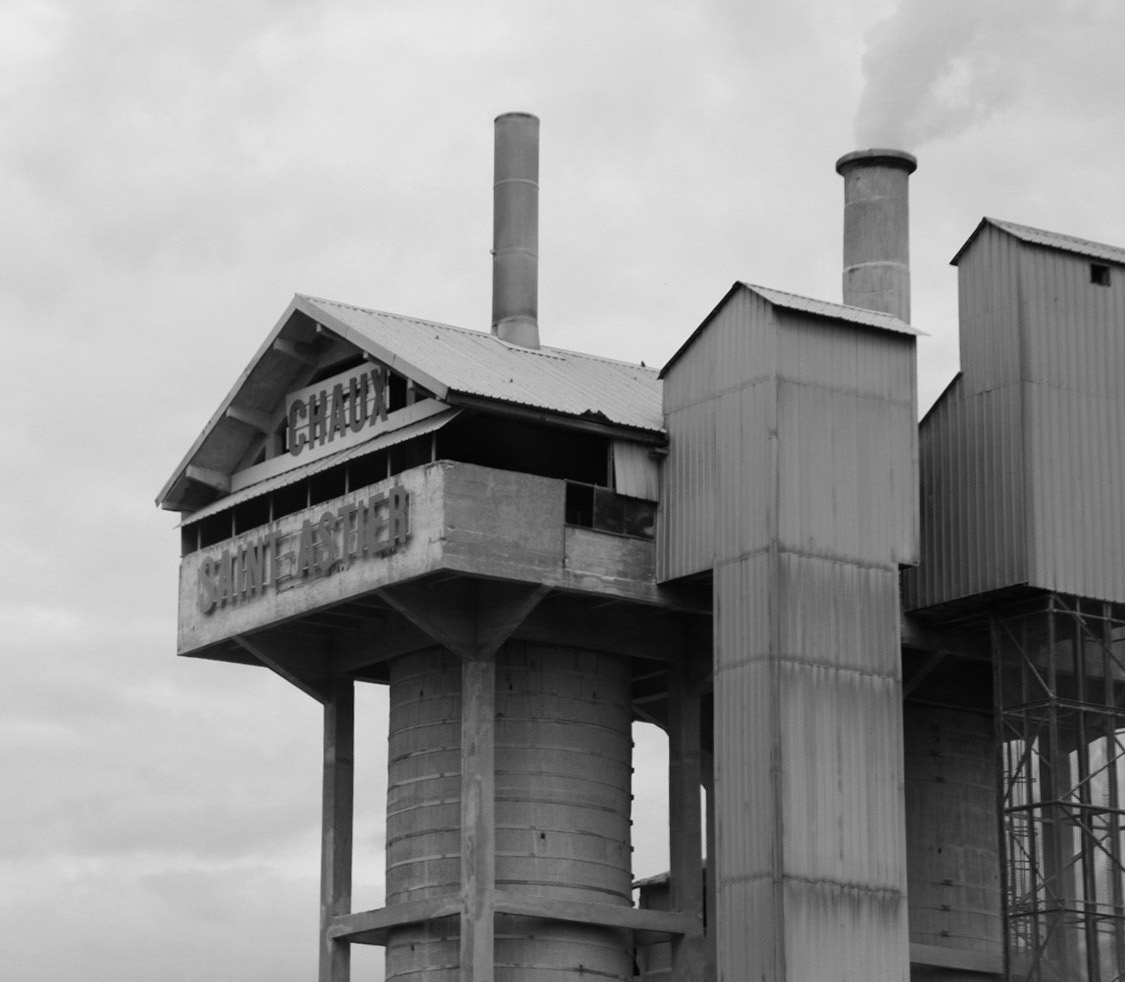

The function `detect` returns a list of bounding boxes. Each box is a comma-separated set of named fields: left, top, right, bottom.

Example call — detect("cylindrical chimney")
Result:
left=492, top=112, right=540, bottom=349
left=836, top=148, right=917, bottom=323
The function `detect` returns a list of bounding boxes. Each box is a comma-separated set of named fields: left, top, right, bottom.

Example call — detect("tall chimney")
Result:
left=491, top=112, right=540, bottom=349
left=836, top=148, right=917, bottom=323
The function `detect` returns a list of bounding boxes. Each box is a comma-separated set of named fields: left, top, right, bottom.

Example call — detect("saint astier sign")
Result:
left=196, top=482, right=409, bottom=614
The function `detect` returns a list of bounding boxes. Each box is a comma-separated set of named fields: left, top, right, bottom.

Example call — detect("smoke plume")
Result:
left=855, top=0, right=1023, bottom=149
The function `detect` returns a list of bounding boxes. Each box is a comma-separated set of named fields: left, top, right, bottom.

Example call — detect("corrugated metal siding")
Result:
left=908, top=223, right=1125, bottom=608
left=676, top=283, right=915, bottom=979
left=1020, top=245, right=1125, bottom=602
left=903, top=379, right=1027, bottom=608
left=775, top=312, right=918, bottom=567
left=958, top=224, right=1023, bottom=395
left=658, top=288, right=775, bottom=581
left=713, top=553, right=780, bottom=979
left=300, top=295, right=664, bottom=434
left=904, top=226, right=1028, bottom=609
left=713, top=556, right=910, bottom=980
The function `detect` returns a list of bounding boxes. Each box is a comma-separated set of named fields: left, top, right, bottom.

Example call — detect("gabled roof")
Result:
left=302, top=296, right=662, bottom=433
left=952, top=217, right=1125, bottom=267
left=660, top=282, right=920, bottom=379
left=157, top=294, right=663, bottom=512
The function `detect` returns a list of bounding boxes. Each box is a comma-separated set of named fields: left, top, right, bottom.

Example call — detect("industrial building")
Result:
left=158, top=114, right=1125, bottom=981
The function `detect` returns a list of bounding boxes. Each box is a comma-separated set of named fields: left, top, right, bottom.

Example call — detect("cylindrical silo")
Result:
left=385, top=643, right=634, bottom=981
left=836, top=148, right=917, bottom=323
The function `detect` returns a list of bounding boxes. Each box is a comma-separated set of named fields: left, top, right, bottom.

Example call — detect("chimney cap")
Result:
left=836, top=148, right=917, bottom=176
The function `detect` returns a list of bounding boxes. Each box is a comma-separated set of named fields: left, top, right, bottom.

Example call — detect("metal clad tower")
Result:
left=659, top=284, right=920, bottom=980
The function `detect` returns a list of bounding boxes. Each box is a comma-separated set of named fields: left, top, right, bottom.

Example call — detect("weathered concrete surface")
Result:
left=178, top=462, right=670, bottom=656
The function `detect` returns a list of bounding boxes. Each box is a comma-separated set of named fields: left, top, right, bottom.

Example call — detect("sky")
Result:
left=3, top=0, right=1124, bottom=979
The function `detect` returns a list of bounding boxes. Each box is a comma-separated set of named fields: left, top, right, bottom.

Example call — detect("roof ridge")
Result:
left=987, top=215, right=1103, bottom=248
left=742, top=281, right=902, bottom=318
left=298, top=294, right=660, bottom=374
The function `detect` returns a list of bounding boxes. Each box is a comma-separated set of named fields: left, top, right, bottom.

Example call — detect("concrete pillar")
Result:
left=319, top=677, right=355, bottom=982
left=904, top=705, right=1002, bottom=973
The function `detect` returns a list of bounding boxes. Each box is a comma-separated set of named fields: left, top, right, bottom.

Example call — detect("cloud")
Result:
left=855, top=1, right=1020, bottom=148
left=855, top=0, right=1125, bottom=150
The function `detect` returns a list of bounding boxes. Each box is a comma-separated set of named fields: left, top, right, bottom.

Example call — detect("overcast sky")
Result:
left=3, top=1, right=1124, bottom=979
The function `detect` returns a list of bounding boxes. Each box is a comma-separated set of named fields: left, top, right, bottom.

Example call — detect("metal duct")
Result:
left=836, top=148, right=917, bottom=323
left=492, top=112, right=540, bottom=349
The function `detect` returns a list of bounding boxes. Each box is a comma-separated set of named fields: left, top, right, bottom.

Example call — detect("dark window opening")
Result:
left=437, top=413, right=609, bottom=486
left=349, top=449, right=389, bottom=489
left=390, top=435, right=433, bottom=476
left=567, top=483, right=656, bottom=540
left=272, top=480, right=308, bottom=521
left=565, top=482, right=594, bottom=528
left=309, top=464, right=347, bottom=507
left=197, top=511, right=234, bottom=551
left=181, top=437, right=437, bottom=556
left=233, top=495, right=270, bottom=534
left=1092, top=263, right=1111, bottom=286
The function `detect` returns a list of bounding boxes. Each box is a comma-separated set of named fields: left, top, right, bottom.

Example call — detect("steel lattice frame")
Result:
left=994, top=594, right=1125, bottom=982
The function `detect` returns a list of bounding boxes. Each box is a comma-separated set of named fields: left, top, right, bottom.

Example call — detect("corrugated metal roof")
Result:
left=660, top=282, right=920, bottom=380
left=743, top=284, right=922, bottom=336
left=181, top=408, right=460, bottom=526
left=158, top=293, right=665, bottom=511
left=952, top=217, right=1125, bottom=267
left=298, top=295, right=664, bottom=434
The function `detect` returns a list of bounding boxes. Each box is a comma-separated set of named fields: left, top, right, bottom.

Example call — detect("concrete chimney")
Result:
left=491, top=112, right=540, bottom=349
left=836, top=149, right=917, bottom=323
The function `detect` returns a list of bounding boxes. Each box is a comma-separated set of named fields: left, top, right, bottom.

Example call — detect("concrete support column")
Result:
left=460, top=656, right=496, bottom=982
left=319, top=676, right=355, bottom=982
left=668, top=658, right=707, bottom=981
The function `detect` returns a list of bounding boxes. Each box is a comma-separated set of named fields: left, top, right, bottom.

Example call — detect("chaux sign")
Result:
left=197, top=484, right=409, bottom=614
left=286, top=363, right=391, bottom=458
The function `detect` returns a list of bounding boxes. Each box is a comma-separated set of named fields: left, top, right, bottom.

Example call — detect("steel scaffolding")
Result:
left=994, top=594, right=1125, bottom=981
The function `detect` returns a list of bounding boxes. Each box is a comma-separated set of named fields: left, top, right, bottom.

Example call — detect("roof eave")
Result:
left=444, top=391, right=667, bottom=444
left=156, top=296, right=308, bottom=511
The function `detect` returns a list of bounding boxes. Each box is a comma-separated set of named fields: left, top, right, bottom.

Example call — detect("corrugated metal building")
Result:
left=158, top=116, right=1125, bottom=982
